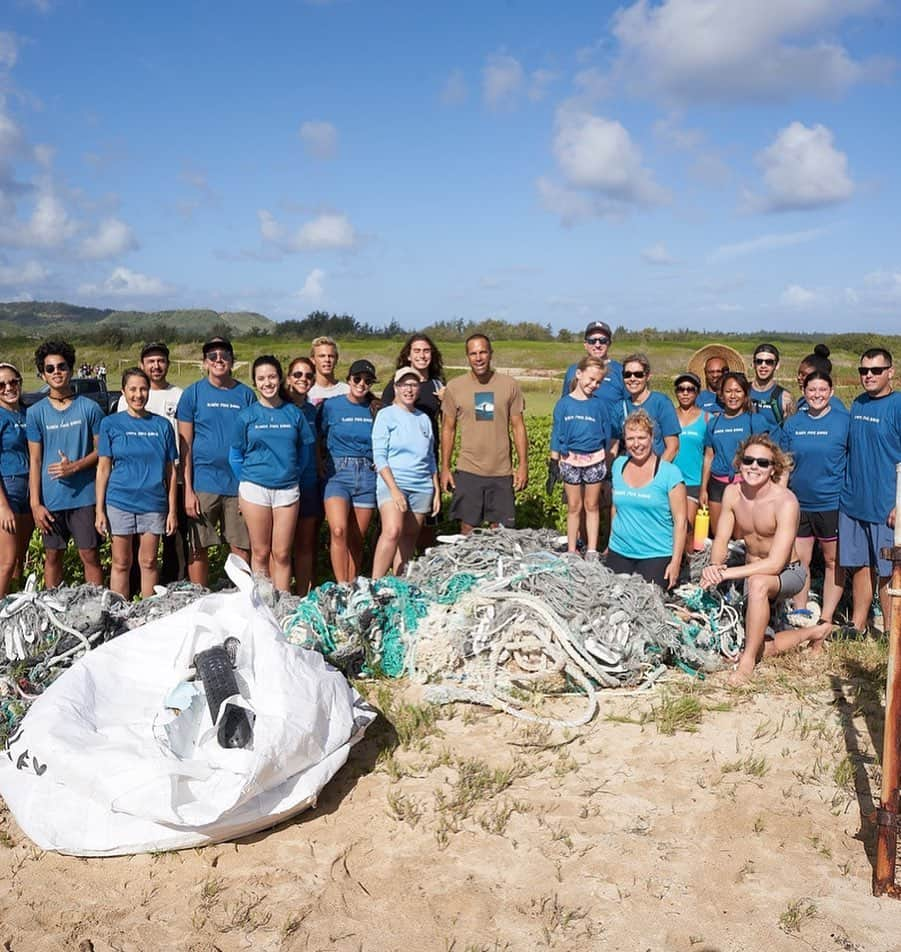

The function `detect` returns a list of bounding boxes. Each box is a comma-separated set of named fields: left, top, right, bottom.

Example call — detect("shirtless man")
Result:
left=700, top=433, right=829, bottom=683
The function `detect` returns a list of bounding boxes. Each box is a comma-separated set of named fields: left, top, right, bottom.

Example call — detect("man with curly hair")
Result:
left=26, top=339, right=105, bottom=587
left=701, top=433, right=829, bottom=683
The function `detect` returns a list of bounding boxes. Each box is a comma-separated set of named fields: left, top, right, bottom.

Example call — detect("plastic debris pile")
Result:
left=1, top=580, right=207, bottom=741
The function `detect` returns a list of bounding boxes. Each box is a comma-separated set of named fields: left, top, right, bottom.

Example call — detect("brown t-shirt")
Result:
left=443, top=370, right=525, bottom=477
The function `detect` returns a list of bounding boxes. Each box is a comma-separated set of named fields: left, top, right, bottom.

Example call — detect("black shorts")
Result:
left=449, top=470, right=515, bottom=528
left=797, top=509, right=838, bottom=542
left=606, top=550, right=670, bottom=589
left=707, top=476, right=737, bottom=504
left=42, top=504, right=100, bottom=551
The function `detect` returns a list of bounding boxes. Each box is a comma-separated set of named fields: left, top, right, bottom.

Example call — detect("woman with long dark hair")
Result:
left=0, top=363, right=33, bottom=595
left=230, top=356, right=315, bottom=592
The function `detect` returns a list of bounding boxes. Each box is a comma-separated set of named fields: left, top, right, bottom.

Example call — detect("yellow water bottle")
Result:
left=693, top=506, right=710, bottom=550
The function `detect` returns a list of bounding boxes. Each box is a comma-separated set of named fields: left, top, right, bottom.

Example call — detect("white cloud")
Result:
left=297, top=267, right=325, bottom=302
left=483, top=53, right=524, bottom=109
left=79, top=266, right=171, bottom=298
left=77, top=217, right=137, bottom=259
left=653, top=114, right=703, bottom=151
left=710, top=227, right=826, bottom=262
left=0, top=259, right=46, bottom=286
left=440, top=69, right=468, bottom=106
left=258, top=209, right=357, bottom=252
left=299, top=120, right=338, bottom=160
left=641, top=242, right=674, bottom=265
left=0, top=32, right=18, bottom=70
left=612, top=0, right=887, bottom=103
left=0, top=187, right=77, bottom=249
left=780, top=283, right=820, bottom=308
left=747, top=121, right=854, bottom=212
left=550, top=108, right=667, bottom=206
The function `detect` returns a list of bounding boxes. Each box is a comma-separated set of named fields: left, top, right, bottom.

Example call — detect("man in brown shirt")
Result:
left=440, top=334, right=528, bottom=533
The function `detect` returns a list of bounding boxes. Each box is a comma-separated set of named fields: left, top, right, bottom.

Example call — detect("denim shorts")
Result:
left=1, top=474, right=29, bottom=514
left=324, top=457, right=376, bottom=509
left=376, top=481, right=434, bottom=514
left=107, top=504, right=167, bottom=536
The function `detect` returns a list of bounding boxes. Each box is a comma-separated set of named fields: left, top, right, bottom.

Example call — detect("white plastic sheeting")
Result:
left=0, top=557, right=375, bottom=856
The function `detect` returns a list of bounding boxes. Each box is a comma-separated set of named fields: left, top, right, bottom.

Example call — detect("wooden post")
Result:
left=873, top=461, right=901, bottom=897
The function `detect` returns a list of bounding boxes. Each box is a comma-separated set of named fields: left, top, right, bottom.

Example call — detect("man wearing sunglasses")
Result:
left=176, top=337, right=255, bottom=585
left=749, top=343, right=794, bottom=428
left=561, top=321, right=624, bottom=406
left=26, top=339, right=105, bottom=588
left=838, top=348, right=900, bottom=636
left=701, top=434, right=829, bottom=683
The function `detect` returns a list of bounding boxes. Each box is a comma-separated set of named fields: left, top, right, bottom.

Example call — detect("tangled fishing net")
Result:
left=2, top=530, right=750, bottom=735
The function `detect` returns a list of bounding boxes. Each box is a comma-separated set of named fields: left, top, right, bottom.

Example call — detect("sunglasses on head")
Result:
left=622, top=370, right=647, bottom=379
left=858, top=365, right=890, bottom=376
left=741, top=455, right=773, bottom=468
left=585, top=336, right=610, bottom=346
left=291, top=370, right=315, bottom=380
left=754, top=357, right=776, bottom=366
left=44, top=362, right=68, bottom=374
left=351, top=374, right=373, bottom=385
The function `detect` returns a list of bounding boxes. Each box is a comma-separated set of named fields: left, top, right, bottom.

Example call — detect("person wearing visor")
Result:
left=838, top=348, right=901, bottom=636
left=26, top=340, right=105, bottom=589
left=318, top=358, right=381, bottom=582
left=749, top=343, right=794, bottom=428
left=371, top=367, right=440, bottom=578
left=672, top=371, right=708, bottom=547
left=176, top=337, right=254, bottom=585
left=701, top=434, right=829, bottom=683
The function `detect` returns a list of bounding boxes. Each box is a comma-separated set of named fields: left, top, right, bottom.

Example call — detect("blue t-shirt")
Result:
left=318, top=395, right=375, bottom=461
left=749, top=384, right=788, bottom=428
left=176, top=378, right=255, bottom=495
left=550, top=394, right=611, bottom=455
left=839, top=391, right=901, bottom=524
left=371, top=405, right=436, bottom=494
left=610, top=457, right=684, bottom=560
left=705, top=411, right=769, bottom=478
left=230, top=401, right=315, bottom=490
left=298, top=401, right=319, bottom=490
left=779, top=408, right=849, bottom=511
left=562, top=359, right=625, bottom=408
left=98, top=412, right=177, bottom=514
left=797, top=394, right=846, bottom=414
left=618, top=391, right=680, bottom=456
left=26, top=396, right=105, bottom=511
left=697, top=389, right=721, bottom=413
left=674, top=411, right=707, bottom=486
left=0, top=407, right=28, bottom=477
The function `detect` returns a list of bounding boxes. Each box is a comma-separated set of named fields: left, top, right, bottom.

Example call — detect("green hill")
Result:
left=0, top=302, right=276, bottom=337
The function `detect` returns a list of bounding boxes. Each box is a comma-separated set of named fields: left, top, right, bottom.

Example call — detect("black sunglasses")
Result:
left=351, top=374, right=374, bottom=385
left=858, top=366, right=890, bottom=376
left=754, top=357, right=776, bottom=366
left=291, top=371, right=315, bottom=380
left=676, top=385, right=697, bottom=393
left=622, top=370, right=647, bottom=379
left=205, top=350, right=232, bottom=362
left=585, top=336, right=610, bottom=346
left=44, top=362, right=69, bottom=373
left=740, top=455, right=773, bottom=468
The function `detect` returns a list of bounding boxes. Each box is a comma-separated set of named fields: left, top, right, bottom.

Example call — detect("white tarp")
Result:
left=0, top=557, right=375, bottom=856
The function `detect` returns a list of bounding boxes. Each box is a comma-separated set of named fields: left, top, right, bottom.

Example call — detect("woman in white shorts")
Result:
left=229, top=356, right=315, bottom=591
left=96, top=368, right=178, bottom=597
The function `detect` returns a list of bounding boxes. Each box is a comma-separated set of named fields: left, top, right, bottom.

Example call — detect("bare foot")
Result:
left=728, top=663, right=755, bottom=686
left=807, top=621, right=832, bottom=655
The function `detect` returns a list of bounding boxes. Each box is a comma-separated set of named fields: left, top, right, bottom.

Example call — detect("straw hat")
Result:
left=687, top=343, right=746, bottom=382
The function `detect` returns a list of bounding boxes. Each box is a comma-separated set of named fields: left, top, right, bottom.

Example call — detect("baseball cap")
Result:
left=674, top=372, right=701, bottom=390
left=348, top=359, right=377, bottom=380
left=140, top=341, right=170, bottom=360
left=203, top=337, right=233, bottom=357
left=753, top=342, right=780, bottom=361
left=584, top=321, right=612, bottom=340
left=393, top=366, right=423, bottom=385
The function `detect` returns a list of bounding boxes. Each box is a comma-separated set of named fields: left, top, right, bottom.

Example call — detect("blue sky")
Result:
left=1, top=0, right=899, bottom=333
